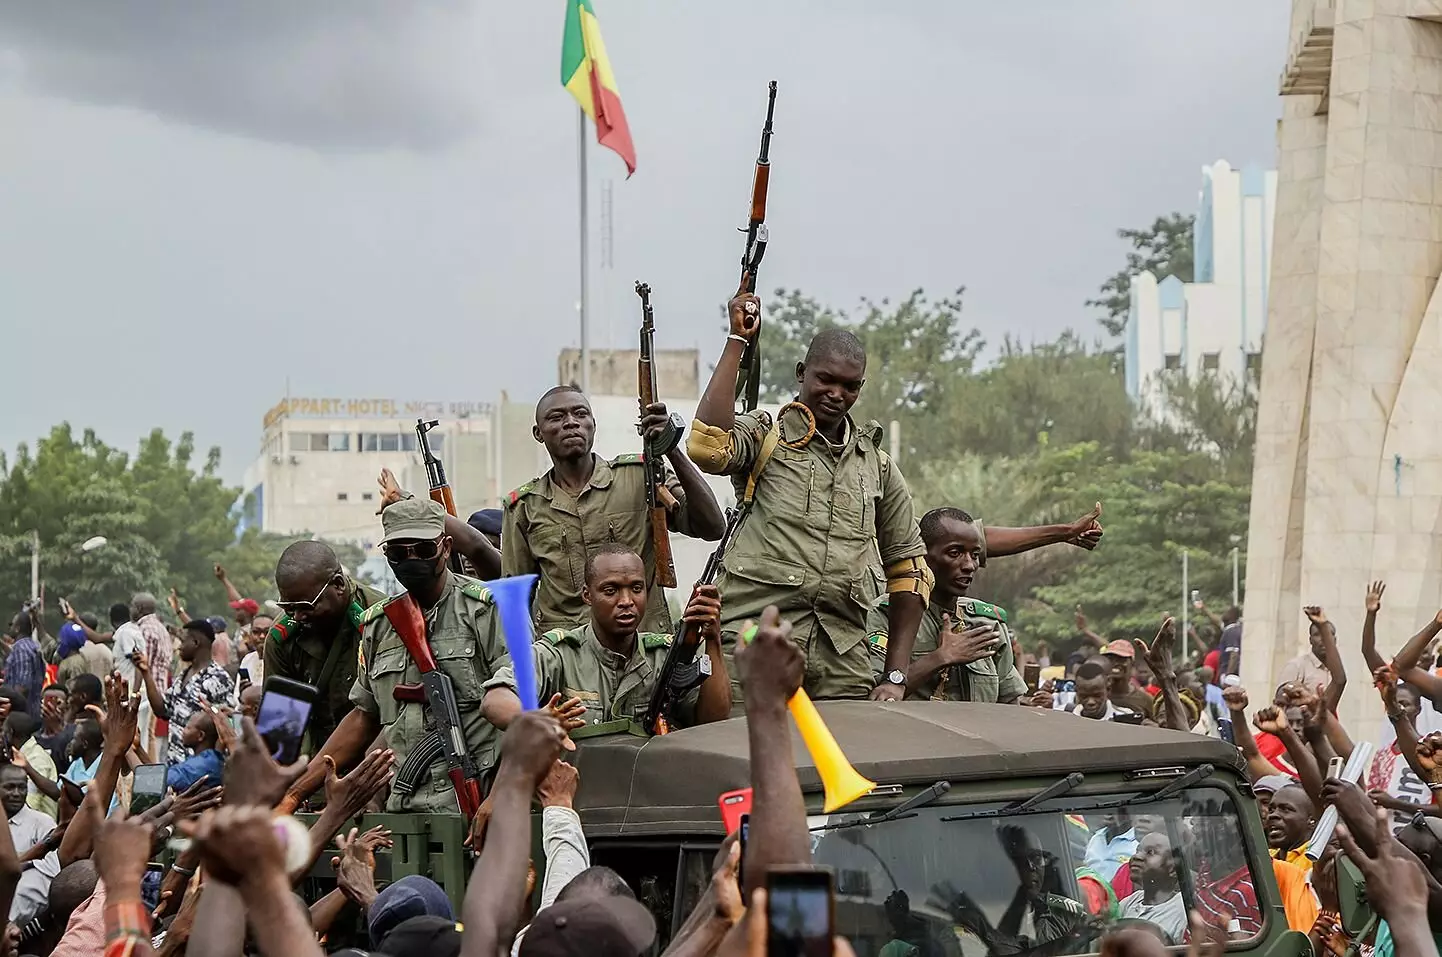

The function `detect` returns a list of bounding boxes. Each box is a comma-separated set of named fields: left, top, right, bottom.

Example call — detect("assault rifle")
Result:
left=386, top=595, right=483, bottom=819
left=416, top=417, right=463, bottom=572
left=635, top=281, right=685, bottom=589
left=734, top=81, right=777, bottom=414
left=643, top=506, right=744, bottom=735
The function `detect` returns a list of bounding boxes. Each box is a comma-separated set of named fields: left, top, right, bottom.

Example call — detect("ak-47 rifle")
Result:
left=643, top=506, right=744, bottom=735
left=734, top=81, right=778, bottom=414
left=385, top=596, right=484, bottom=820
left=416, top=418, right=463, bottom=573
left=635, top=281, right=685, bottom=590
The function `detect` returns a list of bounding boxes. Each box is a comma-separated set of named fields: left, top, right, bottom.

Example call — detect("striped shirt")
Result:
left=1193, top=864, right=1260, bottom=937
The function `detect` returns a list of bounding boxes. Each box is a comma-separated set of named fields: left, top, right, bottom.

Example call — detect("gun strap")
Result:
left=741, top=418, right=783, bottom=509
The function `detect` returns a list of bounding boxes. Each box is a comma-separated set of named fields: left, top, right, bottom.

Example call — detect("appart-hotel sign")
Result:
left=263, top=398, right=494, bottom=428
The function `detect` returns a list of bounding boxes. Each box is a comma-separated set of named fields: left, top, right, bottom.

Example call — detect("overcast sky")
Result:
left=0, top=1, right=1290, bottom=483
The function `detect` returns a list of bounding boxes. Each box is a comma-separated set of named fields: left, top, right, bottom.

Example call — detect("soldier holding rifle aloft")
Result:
left=687, top=284, right=932, bottom=705
left=501, top=384, right=727, bottom=633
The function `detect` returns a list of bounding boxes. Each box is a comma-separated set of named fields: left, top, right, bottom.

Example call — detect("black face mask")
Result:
left=392, top=557, right=442, bottom=594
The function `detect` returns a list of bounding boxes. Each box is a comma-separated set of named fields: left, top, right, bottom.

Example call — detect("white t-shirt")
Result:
left=240, top=651, right=263, bottom=686
left=8, top=806, right=55, bottom=857
left=1118, top=889, right=1188, bottom=943
left=112, top=622, right=143, bottom=687
left=1064, top=701, right=1138, bottom=722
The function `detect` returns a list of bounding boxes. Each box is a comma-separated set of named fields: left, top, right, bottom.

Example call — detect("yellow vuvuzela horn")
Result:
left=743, top=626, right=876, bottom=813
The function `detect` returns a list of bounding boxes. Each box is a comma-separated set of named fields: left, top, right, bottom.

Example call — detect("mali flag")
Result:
left=561, top=0, right=636, bottom=176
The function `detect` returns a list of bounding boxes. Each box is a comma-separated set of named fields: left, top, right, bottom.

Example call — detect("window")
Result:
left=328, top=433, right=350, bottom=452
left=401, top=434, right=418, bottom=452
left=361, top=433, right=379, bottom=452
left=362, top=492, right=374, bottom=502
left=289, top=434, right=310, bottom=453
left=379, top=433, right=400, bottom=452
left=337, top=492, right=349, bottom=502
left=1246, top=352, right=1262, bottom=381
left=1201, top=352, right=1220, bottom=372
left=1163, top=354, right=1182, bottom=371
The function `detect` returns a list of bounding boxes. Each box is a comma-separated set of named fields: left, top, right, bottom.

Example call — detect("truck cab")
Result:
left=569, top=701, right=1314, bottom=956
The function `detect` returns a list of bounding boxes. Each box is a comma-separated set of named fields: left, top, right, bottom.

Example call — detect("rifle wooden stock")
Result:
left=651, top=504, right=677, bottom=589
left=430, top=485, right=458, bottom=518
left=635, top=280, right=678, bottom=591
left=749, top=164, right=770, bottom=223
left=735, top=82, right=777, bottom=413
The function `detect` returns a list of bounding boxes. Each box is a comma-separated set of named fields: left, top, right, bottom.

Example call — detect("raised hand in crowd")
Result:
left=170, top=776, right=224, bottom=821
left=1066, top=502, right=1104, bottom=550
left=201, top=697, right=237, bottom=754
left=1136, top=616, right=1189, bottom=732
left=1336, top=807, right=1435, bottom=951
left=377, top=467, right=405, bottom=512
left=461, top=709, right=570, bottom=957
left=543, top=693, right=587, bottom=742
left=330, top=825, right=393, bottom=911
left=183, top=805, right=325, bottom=957
left=89, top=804, right=157, bottom=957
left=223, top=715, right=309, bottom=809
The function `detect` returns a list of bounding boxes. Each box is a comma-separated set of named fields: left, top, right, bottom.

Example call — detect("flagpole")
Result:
left=577, top=105, right=590, bottom=395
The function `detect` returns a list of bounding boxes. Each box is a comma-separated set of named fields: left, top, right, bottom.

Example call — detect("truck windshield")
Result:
left=808, top=785, right=1261, bottom=955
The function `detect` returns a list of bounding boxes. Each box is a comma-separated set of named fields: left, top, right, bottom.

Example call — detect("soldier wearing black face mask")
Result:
left=281, top=498, right=508, bottom=822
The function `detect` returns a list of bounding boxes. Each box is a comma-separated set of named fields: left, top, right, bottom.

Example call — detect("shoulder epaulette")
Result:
left=541, top=628, right=577, bottom=647
left=640, top=632, right=672, bottom=651
left=268, top=615, right=296, bottom=643
left=360, top=597, right=399, bottom=627
left=460, top=580, right=493, bottom=604
left=611, top=452, right=645, bottom=466
left=961, top=598, right=1007, bottom=623
left=506, top=480, right=539, bottom=507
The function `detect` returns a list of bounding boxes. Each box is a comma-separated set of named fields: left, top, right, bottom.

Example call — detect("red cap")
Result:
left=230, top=598, right=260, bottom=615
left=1101, top=639, right=1136, bottom=658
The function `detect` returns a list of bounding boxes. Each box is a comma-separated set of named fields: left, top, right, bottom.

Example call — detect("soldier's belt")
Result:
left=570, top=718, right=648, bottom=740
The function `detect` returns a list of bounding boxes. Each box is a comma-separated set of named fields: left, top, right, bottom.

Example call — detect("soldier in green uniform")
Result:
left=481, top=542, right=731, bottom=734
left=687, top=300, right=931, bottom=704
left=282, top=498, right=508, bottom=828
left=265, top=541, right=386, bottom=751
left=502, top=386, right=726, bottom=633
left=865, top=506, right=1106, bottom=702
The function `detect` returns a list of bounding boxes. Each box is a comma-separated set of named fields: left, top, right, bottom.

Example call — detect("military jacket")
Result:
left=699, top=406, right=925, bottom=656
left=350, top=575, right=507, bottom=812
left=264, top=578, right=385, bottom=751
left=865, top=595, right=1028, bottom=704
left=501, top=453, right=696, bottom=633
left=484, top=621, right=700, bottom=733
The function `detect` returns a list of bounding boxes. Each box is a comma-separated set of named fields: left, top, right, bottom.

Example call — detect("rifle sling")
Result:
left=741, top=416, right=783, bottom=509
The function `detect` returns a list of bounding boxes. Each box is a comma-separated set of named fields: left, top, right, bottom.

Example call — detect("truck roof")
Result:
left=571, top=701, right=1243, bottom=837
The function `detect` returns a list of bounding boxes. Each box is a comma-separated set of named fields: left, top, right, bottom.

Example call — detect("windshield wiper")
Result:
left=809, top=780, right=951, bottom=832
left=870, top=780, right=950, bottom=823
left=939, top=772, right=1084, bottom=823
left=940, top=766, right=1214, bottom=823
left=1121, top=764, right=1212, bottom=805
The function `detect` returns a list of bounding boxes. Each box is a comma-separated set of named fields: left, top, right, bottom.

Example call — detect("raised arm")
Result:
left=980, top=503, right=1103, bottom=558
left=1137, top=617, right=1190, bottom=734
left=1392, top=608, right=1442, bottom=699
left=693, top=283, right=759, bottom=432
left=1306, top=606, right=1347, bottom=715
left=1255, top=704, right=1325, bottom=807
left=1362, top=581, right=1387, bottom=675
left=649, top=411, right=726, bottom=541
left=214, top=563, right=244, bottom=606
left=446, top=515, right=502, bottom=580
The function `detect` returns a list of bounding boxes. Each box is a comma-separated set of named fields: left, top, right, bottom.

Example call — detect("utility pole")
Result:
left=29, top=530, right=39, bottom=599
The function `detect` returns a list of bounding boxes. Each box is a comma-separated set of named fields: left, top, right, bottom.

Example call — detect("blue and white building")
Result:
left=1126, top=160, right=1277, bottom=415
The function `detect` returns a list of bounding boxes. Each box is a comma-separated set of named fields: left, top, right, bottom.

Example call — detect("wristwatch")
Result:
left=884, top=670, right=906, bottom=687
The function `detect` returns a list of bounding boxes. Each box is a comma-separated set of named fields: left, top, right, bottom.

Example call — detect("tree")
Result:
left=1088, top=213, right=1196, bottom=337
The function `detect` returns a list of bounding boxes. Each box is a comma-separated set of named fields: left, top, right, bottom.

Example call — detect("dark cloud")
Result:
left=0, top=1, right=487, bottom=150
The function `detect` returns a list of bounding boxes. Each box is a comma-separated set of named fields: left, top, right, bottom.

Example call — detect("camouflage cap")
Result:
left=380, top=497, right=447, bottom=545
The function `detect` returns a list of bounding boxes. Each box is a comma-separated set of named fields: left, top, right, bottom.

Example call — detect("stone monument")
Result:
left=1245, top=0, right=1442, bottom=734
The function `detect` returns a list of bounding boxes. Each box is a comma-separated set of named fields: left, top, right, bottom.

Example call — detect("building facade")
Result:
left=1244, top=0, right=1442, bottom=736
left=1126, top=160, right=1278, bottom=414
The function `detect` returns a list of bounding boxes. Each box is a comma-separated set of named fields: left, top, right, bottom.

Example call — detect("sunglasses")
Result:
left=383, top=539, right=443, bottom=563
left=275, top=575, right=341, bottom=614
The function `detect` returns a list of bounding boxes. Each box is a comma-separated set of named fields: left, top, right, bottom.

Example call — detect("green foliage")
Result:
left=0, top=425, right=366, bottom=625
left=1088, top=213, right=1196, bottom=337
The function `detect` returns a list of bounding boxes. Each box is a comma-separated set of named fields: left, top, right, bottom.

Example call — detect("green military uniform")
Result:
left=865, top=595, right=1028, bottom=704
left=265, top=577, right=385, bottom=751
left=502, top=452, right=697, bottom=634
left=484, top=621, right=701, bottom=734
left=351, top=574, right=508, bottom=812
left=689, top=405, right=927, bottom=702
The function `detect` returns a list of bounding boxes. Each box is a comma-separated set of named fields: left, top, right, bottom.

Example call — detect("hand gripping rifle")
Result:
left=386, top=596, right=483, bottom=819
left=416, top=418, right=463, bottom=573
left=643, top=506, right=744, bottom=735
left=635, top=281, right=685, bottom=589
left=734, top=81, right=777, bottom=414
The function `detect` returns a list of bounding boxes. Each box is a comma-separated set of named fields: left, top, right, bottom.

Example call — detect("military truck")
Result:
left=566, top=701, right=1315, bottom=956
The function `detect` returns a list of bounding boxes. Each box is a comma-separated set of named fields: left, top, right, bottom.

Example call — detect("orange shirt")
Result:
left=1271, top=858, right=1319, bottom=931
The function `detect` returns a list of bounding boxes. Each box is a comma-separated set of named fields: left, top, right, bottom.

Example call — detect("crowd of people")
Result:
left=0, top=312, right=1438, bottom=955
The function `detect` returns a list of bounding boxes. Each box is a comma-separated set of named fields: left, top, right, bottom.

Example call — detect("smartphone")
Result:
left=766, top=868, right=834, bottom=957
left=1023, top=662, right=1041, bottom=692
left=256, top=676, right=318, bottom=765
left=719, top=787, right=753, bottom=834
left=738, top=813, right=750, bottom=890
left=1191, top=589, right=1202, bottom=608
left=1053, top=678, right=1076, bottom=711
left=1327, top=756, right=1344, bottom=780
left=130, top=764, right=167, bottom=816
left=58, top=597, right=72, bottom=618
left=229, top=713, right=244, bottom=736
left=1217, top=718, right=1235, bottom=745
left=1113, top=711, right=1148, bottom=726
